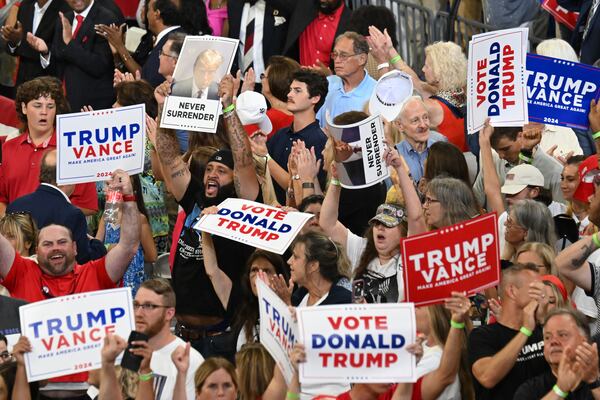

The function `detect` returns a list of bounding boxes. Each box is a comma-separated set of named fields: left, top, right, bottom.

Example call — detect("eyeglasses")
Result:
left=423, top=196, right=440, bottom=206
left=159, top=49, right=178, bottom=59
left=0, top=351, right=11, bottom=360
left=506, top=216, right=525, bottom=230
left=133, top=302, right=171, bottom=311
left=330, top=52, right=360, bottom=61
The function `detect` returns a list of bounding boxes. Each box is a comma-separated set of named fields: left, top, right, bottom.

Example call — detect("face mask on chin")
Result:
left=202, top=182, right=237, bottom=207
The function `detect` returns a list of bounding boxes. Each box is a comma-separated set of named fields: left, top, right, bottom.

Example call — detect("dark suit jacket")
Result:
left=558, top=0, right=600, bottom=65
left=171, top=77, right=219, bottom=99
left=283, top=2, right=352, bottom=62
left=6, top=0, right=71, bottom=85
left=227, top=0, right=295, bottom=72
left=49, top=2, right=117, bottom=111
left=140, top=26, right=183, bottom=88
left=7, top=184, right=107, bottom=264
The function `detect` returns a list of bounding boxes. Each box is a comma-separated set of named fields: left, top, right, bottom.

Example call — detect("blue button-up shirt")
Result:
left=316, top=72, right=377, bottom=128
left=395, top=131, right=448, bottom=182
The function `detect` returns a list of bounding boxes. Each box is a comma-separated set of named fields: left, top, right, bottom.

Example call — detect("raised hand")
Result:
left=129, top=340, right=153, bottom=373
left=146, top=114, right=158, bottom=148
left=11, top=336, right=32, bottom=366
left=270, top=273, right=294, bottom=305
left=218, top=74, right=235, bottom=108
left=101, top=334, right=127, bottom=364
left=241, top=67, right=256, bottom=93
left=171, top=342, right=191, bottom=374
left=154, top=77, right=172, bottom=105
left=444, top=291, right=471, bottom=323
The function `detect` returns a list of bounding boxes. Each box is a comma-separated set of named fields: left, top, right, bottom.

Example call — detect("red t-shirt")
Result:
left=3, top=253, right=115, bottom=383
left=334, top=385, right=398, bottom=400
left=299, top=4, right=345, bottom=67
left=0, top=133, right=98, bottom=211
left=266, top=108, right=294, bottom=139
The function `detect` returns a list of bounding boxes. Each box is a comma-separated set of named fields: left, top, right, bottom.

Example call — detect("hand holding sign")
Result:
left=155, top=77, right=172, bottom=106
left=219, top=74, right=235, bottom=108
left=12, top=336, right=32, bottom=366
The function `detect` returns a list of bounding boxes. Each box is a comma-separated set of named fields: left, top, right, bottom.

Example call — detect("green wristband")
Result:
left=139, top=372, right=153, bottom=381
left=552, top=384, right=569, bottom=398
left=592, top=233, right=600, bottom=249
left=519, top=326, right=533, bottom=337
left=518, top=152, right=534, bottom=164
left=286, top=392, right=300, bottom=400
left=330, top=178, right=341, bottom=187
left=593, top=131, right=600, bottom=140
left=222, top=103, right=235, bottom=114
left=389, top=54, right=401, bottom=64
left=450, top=320, right=465, bottom=329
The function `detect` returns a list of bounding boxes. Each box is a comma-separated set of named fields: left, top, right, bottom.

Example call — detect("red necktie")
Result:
left=72, top=15, right=84, bottom=39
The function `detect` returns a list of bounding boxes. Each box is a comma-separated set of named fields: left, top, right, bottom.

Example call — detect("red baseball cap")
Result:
left=573, top=155, right=598, bottom=203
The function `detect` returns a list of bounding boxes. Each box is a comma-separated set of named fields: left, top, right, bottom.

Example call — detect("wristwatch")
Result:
left=588, top=377, right=600, bottom=390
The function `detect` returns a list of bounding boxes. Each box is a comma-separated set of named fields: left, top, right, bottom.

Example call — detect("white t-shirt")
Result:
left=415, top=343, right=461, bottom=400
left=345, top=229, right=404, bottom=302
left=150, top=336, right=205, bottom=400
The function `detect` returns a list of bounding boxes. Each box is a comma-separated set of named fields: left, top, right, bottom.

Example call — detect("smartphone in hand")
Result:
left=120, top=331, right=149, bottom=372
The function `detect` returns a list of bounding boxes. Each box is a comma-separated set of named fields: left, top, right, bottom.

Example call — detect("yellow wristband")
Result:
left=593, top=131, right=600, bottom=140
left=450, top=320, right=465, bottom=329
left=286, top=392, right=300, bottom=400
left=139, top=372, right=153, bottom=381
left=520, top=326, right=533, bottom=337
left=552, top=384, right=568, bottom=398
left=592, top=233, right=600, bottom=248
left=330, top=178, right=341, bottom=186
left=222, top=103, right=235, bottom=114
left=389, top=54, right=401, bottom=64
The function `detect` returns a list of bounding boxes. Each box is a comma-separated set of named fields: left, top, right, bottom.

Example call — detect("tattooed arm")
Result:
left=555, top=235, right=597, bottom=292
left=154, top=79, right=191, bottom=202
left=219, top=75, right=260, bottom=201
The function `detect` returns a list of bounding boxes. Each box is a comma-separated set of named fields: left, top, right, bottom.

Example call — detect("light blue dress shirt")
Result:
left=395, top=131, right=448, bottom=183
left=316, top=71, right=377, bottom=128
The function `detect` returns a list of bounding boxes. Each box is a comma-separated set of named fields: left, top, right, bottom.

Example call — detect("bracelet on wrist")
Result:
left=552, top=384, right=569, bottom=398
left=222, top=103, right=235, bottom=114
left=377, top=62, right=390, bottom=71
left=592, top=232, right=600, bottom=249
left=330, top=178, right=341, bottom=187
left=519, top=326, right=533, bottom=337
left=139, top=371, right=153, bottom=381
left=518, top=152, right=534, bottom=164
left=302, top=182, right=315, bottom=189
left=588, top=377, right=600, bottom=389
left=593, top=131, right=600, bottom=140
left=450, top=320, right=465, bottom=329
left=389, top=54, right=401, bottom=64
left=122, top=194, right=137, bottom=202
left=286, top=392, right=300, bottom=400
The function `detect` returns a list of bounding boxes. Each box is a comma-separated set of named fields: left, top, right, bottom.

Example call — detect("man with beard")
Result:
left=0, top=169, right=139, bottom=398
left=283, top=0, right=352, bottom=67
left=154, top=75, right=260, bottom=360
left=131, top=279, right=204, bottom=400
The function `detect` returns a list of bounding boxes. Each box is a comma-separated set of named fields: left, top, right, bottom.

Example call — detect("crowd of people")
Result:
left=0, top=0, right=599, bottom=399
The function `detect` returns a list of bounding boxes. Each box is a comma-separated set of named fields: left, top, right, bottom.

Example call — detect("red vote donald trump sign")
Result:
left=401, top=213, right=500, bottom=306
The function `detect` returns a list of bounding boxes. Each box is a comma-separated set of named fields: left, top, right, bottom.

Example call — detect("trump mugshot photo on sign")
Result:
left=467, top=28, right=528, bottom=134
left=19, top=288, right=135, bottom=382
left=297, top=303, right=416, bottom=384
left=401, top=213, right=500, bottom=306
left=56, top=104, right=146, bottom=185
left=161, top=35, right=239, bottom=133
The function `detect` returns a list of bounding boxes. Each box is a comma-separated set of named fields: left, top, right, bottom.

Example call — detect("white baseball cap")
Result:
left=235, top=91, right=273, bottom=135
left=501, top=164, right=545, bottom=195
left=368, top=70, right=413, bottom=121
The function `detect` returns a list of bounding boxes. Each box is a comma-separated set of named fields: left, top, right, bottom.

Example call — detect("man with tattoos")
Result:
left=154, top=75, right=261, bottom=360
left=556, top=99, right=600, bottom=334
